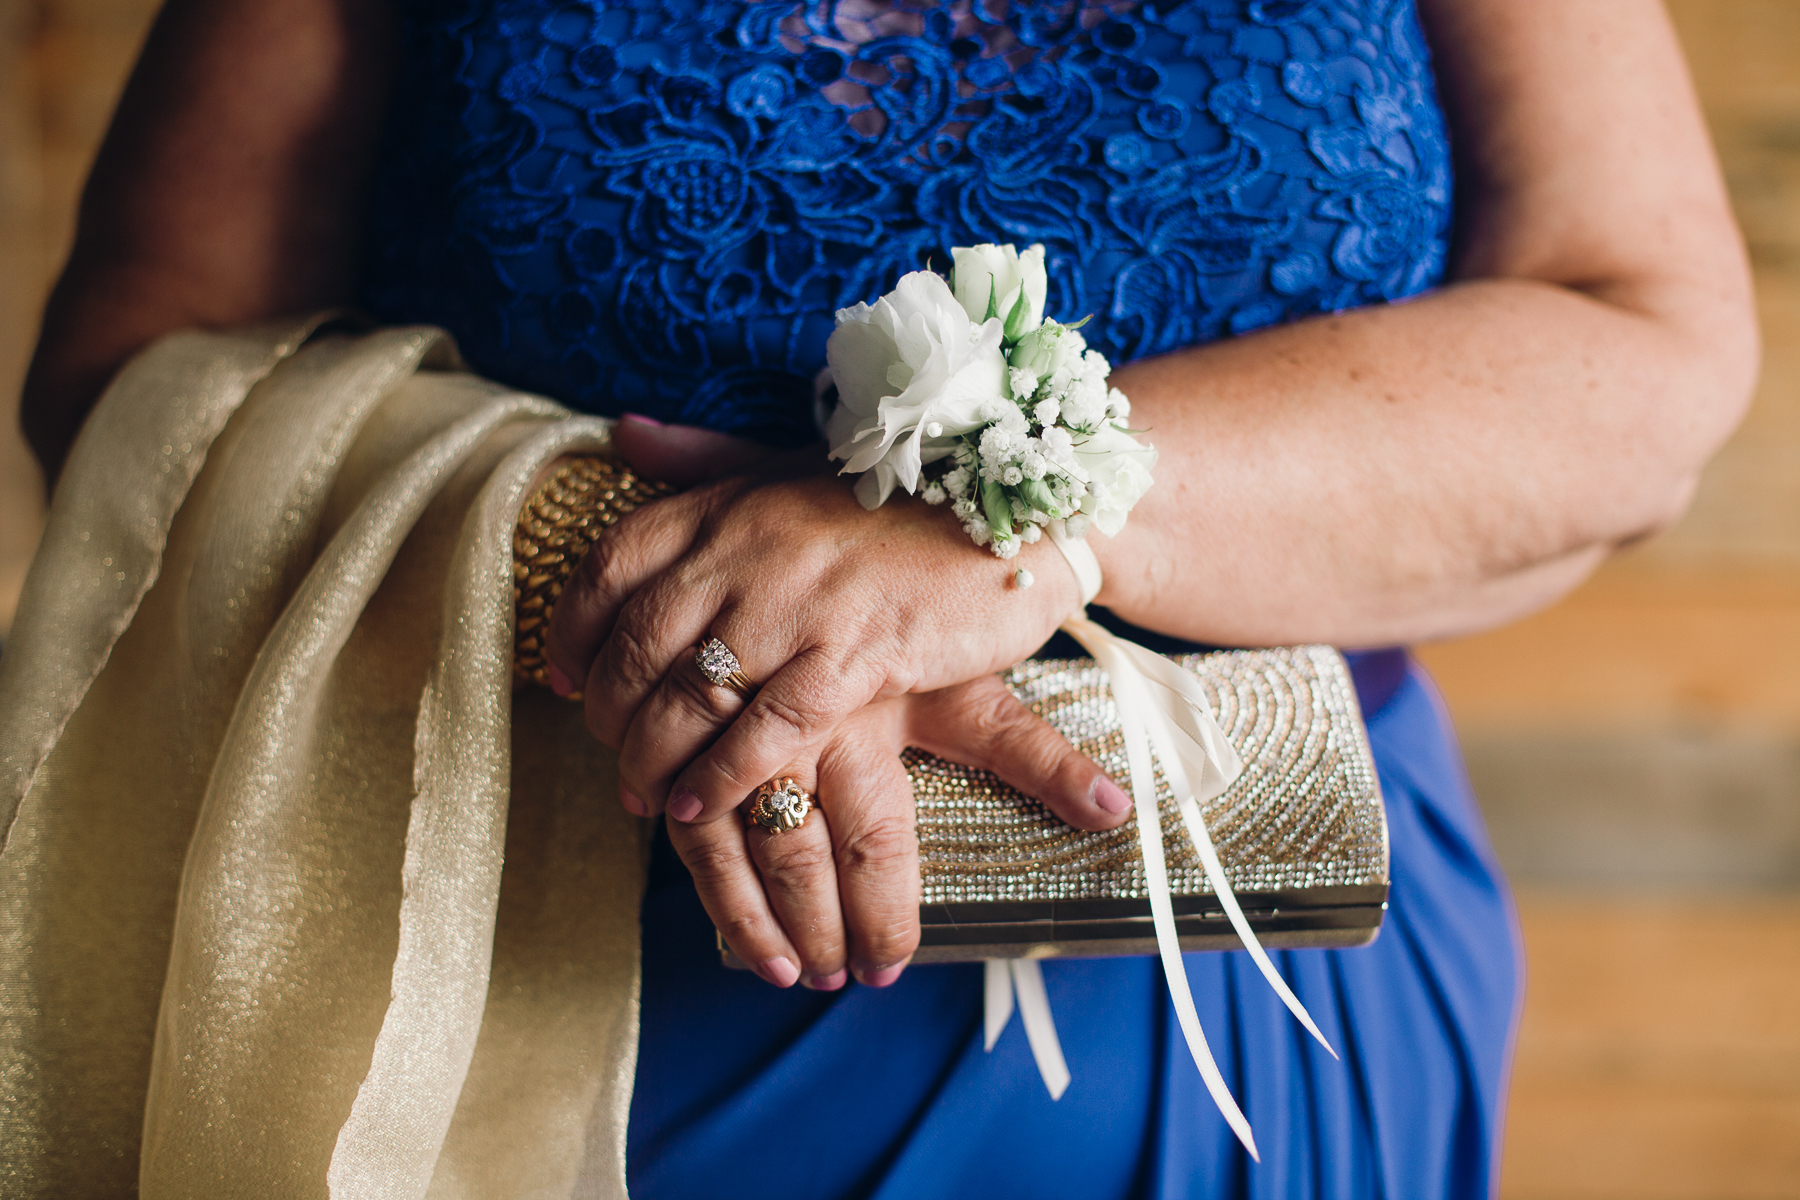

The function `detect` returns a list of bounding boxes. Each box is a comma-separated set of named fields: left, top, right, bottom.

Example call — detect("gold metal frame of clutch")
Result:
left=724, top=645, right=1389, bottom=966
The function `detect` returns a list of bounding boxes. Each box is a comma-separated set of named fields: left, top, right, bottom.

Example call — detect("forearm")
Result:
left=1088, top=0, right=1757, bottom=648
left=1092, top=273, right=1750, bottom=647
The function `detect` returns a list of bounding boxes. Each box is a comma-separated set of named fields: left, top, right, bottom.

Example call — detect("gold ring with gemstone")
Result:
left=695, top=636, right=755, bottom=699
left=748, top=778, right=814, bottom=836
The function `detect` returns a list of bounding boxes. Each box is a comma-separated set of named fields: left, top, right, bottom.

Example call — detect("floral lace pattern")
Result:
left=364, top=0, right=1452, bottom=446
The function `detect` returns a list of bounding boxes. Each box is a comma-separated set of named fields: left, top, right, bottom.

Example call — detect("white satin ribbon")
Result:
left=981, top=524, right=1335, bottom=1158
left=984, top=959, right=1071, bottom=1101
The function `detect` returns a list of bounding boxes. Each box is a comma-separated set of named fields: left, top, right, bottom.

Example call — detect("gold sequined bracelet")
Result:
left=512, top=456, right=677, bottom=688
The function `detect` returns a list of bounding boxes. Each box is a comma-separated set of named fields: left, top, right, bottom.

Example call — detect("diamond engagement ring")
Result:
left=748, top=778, right=814, bottom=836
left=695, top=637, right=756, bottom=698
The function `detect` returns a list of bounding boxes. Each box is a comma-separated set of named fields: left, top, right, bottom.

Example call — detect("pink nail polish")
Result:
left=546, top=662, right=576, bottom=697
left=1094, top=778, right=1132, bottom=815
left=759, top=956, right=800, bottom=988
left=669, top=788, right=703, bottom=823
left=806, top=970, right=848, bottom=992
left=620, top=412, right=665, bottom=428
left=620, top=789, right=647, bottom=817
left=857, top=963, right=905, bottom=988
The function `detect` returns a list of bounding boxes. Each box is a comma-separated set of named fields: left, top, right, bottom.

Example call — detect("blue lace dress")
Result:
left=363, top=2, right=1523, bottom=1195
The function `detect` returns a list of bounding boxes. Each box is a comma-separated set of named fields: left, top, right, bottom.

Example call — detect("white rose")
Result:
left=825, top=270, right=1007, bottom=508
left=1073, top=422, right=1158, bottom=537
left=951, top=243, right=1047, bottom=335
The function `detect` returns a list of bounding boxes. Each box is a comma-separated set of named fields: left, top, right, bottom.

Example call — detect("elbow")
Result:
left=1622, top=472, right=1703, bottom=548
left=1620, top=263, right=1761, bottom=540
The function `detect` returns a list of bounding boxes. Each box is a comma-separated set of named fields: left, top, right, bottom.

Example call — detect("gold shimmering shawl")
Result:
left=0, top=321, right=648, bottom=1198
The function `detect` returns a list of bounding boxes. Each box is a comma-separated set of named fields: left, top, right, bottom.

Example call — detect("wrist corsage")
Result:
left=823, top=243, right=1157, bottom=560
left=822, top=246, right=1334, bottom=1156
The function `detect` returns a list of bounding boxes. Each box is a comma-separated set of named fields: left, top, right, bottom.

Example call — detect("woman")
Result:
left=20, top=0, right=1755, bottom=1195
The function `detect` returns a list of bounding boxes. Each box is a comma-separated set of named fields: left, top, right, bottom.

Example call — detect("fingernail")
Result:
left=856, top=963, right=905, bottom=988
left=669, top=787, right=703, bottom=823
left=620, top=412, right=665, bottom=428
left=546, top=662, right=577, bottom=697
left=620, top=789, right=646, bottom=817
left=759, top=956, right=800, bottom=988
left=804, top=970, right=848, bottom=992
left=1094, top=777, right=1132, bottom=815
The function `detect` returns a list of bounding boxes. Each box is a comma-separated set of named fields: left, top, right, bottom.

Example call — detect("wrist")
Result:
left=512, top=456, right=675, bottom=688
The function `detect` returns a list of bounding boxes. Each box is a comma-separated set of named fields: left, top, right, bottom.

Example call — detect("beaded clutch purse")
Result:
left=904, top=645, right=1388, bottom=962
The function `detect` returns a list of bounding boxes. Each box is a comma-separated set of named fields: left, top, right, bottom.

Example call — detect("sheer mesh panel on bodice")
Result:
left=364, top=0, right=1452, bottom=446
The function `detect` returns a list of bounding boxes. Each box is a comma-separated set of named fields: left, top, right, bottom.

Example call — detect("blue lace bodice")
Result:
left=364, top=0, right=1452, bottom=446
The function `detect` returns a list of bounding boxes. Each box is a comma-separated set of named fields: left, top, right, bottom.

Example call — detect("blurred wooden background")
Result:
left=1, top=2, right=1797, bottom=1196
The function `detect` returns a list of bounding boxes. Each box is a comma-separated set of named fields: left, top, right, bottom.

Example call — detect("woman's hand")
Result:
left=667, top=674, right=1132, bottom=989
left=544, top=457, right=1085, bottom=827
left=565, top=417, right=1124, bottom=989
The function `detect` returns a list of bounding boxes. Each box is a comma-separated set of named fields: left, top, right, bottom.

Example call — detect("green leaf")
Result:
left=981, top=478, right=1013, bottom=539
left=1003, top=288, right=1032, bottom=341
left=1018, top=478, right=1063, bottom=517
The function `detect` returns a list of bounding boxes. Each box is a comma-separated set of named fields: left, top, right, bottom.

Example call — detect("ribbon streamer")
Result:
left=982, top=526, right=1335, bottom=1158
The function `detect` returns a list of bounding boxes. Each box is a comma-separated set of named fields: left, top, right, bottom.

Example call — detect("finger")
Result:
left=909, top=675, right=1133, bottom=833
left=544, top=494, right=703, bottom=695
left=818, top=726, right=921, bottom=987
left=578, top=563, right=723, bottom=748
left=609, top=415, right=774, bottom=485
left=616, top=650, right=752, bottom=816
left=745, top=772, right=849, bottom=990
left=665, top=645, right=878, bottom=826
left=665, top=808, right=803, bottom=989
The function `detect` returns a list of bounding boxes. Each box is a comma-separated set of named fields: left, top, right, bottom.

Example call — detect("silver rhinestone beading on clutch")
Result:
left=906, top=646, right=1388, bottom=905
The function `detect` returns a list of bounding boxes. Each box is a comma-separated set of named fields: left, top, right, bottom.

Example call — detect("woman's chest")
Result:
left=366, top=0, right=1452, bottom=441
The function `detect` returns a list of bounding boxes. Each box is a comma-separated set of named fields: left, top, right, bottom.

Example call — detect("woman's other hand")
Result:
left=664, top=674, right=1132, bottom=990
left=605, top=413, right=774, bottom=488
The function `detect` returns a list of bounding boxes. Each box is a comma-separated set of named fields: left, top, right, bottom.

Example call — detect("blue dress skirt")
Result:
left=626, top=663, right=1522, bottom=1199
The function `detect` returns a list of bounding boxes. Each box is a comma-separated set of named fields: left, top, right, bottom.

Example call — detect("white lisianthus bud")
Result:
left=1014, top=568, right=1035, bottom=588
left=951, top=243, right=1047, bottom=335
left=1009, top=320, right=1085, bottom=382
left=926, top=421, right=944, bottom=437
